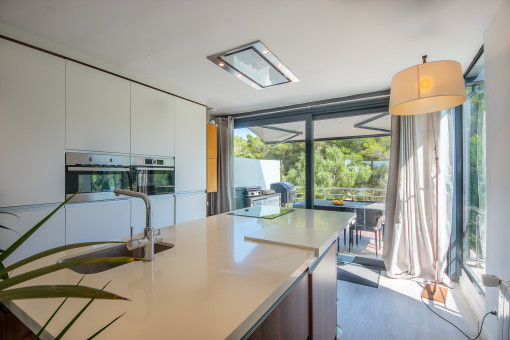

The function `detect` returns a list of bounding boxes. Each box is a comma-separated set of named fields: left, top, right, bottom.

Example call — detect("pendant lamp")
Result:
left=389, top=56, right=466, bottom=303
left=389, top=56, right=466, bottom=115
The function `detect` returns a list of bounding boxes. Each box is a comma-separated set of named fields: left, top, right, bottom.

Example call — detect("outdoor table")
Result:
left=293, top=199, right=385, bottom=212
left=293, top=200, right=385, bottom=248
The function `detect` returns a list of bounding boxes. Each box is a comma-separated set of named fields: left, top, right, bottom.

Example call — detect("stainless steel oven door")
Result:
left=132, top=167, right=175, bottom=196
left=65, top=166, right=132, bottom=203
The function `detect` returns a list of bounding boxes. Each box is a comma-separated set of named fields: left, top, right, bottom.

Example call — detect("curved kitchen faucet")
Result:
left=113, top=189, right=161, bottom=261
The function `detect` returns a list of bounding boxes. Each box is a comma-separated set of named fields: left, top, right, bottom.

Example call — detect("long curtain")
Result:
left=383, top=110, right=454, bottom=281
left=211, top=116, right=235, bottom=215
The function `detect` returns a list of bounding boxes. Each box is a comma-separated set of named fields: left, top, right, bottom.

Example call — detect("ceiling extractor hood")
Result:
left=207, top=41, right=299, bottom=90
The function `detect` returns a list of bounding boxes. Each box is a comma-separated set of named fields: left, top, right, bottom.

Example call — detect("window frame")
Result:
left=449, top=46, right=486, bottom=292
left=231, top=91, right=391, bottom=209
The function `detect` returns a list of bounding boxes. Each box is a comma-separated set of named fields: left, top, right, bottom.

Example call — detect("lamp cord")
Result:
left=420, top=286, right=496, bottom=339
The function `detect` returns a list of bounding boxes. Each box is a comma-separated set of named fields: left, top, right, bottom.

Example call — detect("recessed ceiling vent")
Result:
left=207, top=41, right=299, bottom=90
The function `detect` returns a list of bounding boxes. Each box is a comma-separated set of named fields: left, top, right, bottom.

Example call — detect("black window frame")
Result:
left=448, top=46, right=486, bottom=289
left=230, top=90, right=391, bottom=210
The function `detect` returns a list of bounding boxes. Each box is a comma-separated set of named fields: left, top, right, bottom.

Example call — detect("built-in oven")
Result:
left=65, top=152, right=132, bottom=203
left=130, top=156, right=175, bottom=196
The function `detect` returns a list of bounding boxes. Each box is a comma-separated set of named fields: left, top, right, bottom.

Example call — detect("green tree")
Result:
left=234, top=133, right=391, bottom=202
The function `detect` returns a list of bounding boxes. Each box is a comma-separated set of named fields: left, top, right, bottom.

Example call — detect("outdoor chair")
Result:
left=364, top=209, right=384, bottom=256
left=347, top=219, right=356, bottom=252
left=348, top=209, right=384, bottom=255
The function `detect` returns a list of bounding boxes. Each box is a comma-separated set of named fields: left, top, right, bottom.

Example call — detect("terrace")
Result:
left=234, top=114, right=390, bottom=262
left=294, top=186, right=387, bottom=260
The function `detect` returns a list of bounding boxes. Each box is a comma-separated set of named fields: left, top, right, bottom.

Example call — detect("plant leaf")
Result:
left=0, top=225, right=20, bottom=236
left=54, top=281, right=111, bottom=340
left=0, top=263, right=7, bottom=280
left=0, top=211, right=20, bottom=219
left=35, top=275, right=86, bottom=339
left=0, top=192, right=79, bottom=264
left=0, top=285, right=129, bottom=301
left=0, top=241, right=124, bottom=278
left=86, top=312, right=126, bottom=340
left=0, top=257, right=141, bottom=291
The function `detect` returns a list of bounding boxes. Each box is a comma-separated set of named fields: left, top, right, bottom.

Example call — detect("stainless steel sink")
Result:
left=60, top=242, right=174, bottom=274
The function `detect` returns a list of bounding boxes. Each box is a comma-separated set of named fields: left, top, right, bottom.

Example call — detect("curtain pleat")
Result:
left=383, top=111, right=454, bottom=281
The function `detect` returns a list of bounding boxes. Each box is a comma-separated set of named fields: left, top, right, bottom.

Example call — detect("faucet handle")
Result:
left=153, top=228, right=163, bottom=243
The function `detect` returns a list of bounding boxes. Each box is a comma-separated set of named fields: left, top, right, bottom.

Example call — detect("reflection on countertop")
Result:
left=227, top=206, right=294, bottom=219
left=8, top=209, right=353, bottom=340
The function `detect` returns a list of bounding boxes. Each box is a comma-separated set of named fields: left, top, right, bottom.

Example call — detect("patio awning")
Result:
left=248, top=112, right=390, bottom=144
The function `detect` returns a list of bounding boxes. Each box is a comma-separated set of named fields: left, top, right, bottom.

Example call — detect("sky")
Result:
left=234, top=128, right=254, bottom=140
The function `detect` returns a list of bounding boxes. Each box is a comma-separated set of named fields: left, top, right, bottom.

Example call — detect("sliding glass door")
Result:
left=462, top=52, right=486, bottom=291
left=233, top=120, right=306, bottom=209
left=312, top=114, right=391, bottom=260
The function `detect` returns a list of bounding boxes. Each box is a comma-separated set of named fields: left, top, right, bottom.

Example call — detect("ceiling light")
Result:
left=207, top=41, right=299, bottom=90
left=389, top=55, right=466, bottom=115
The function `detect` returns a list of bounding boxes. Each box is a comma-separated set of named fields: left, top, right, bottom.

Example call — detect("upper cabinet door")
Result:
left=207, top=124, right=218, bottom=159
left=66, top=61, right=130, bottom=153
left=175, top=98, right=206, bottom=192
left=0, top=40, right=65, bottom=207
left=131, top=83, right=175, bottom=156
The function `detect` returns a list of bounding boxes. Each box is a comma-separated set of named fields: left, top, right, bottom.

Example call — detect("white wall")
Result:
left=234, top=157, right=281, bottom=190
left=484, top=0, right=510, bottom=338
left=0, top=22, right=207, bottom=107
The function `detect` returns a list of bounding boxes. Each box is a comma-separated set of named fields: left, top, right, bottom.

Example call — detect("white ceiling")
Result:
left=0, top=0, right=502, bottom=115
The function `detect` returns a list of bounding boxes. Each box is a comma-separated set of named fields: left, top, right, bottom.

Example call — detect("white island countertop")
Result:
left=7, top=208, right=354, bottom=340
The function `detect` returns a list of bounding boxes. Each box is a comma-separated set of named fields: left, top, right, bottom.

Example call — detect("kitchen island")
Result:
left=6, top=208, right=354, bottom=339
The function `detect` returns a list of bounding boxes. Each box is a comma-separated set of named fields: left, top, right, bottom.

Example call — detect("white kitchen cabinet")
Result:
left=65, top=200, right=131, bottom=244
left=131, top=83, right=175, bottom=156
left=131, top=195, right=174, bottom=234
left=66, top=61, right=130, bottom=153
left=175, top=192, right=206, bottom=224
left=174, top=98, right=207, bottom=192
left=0, top=204, right=65, bottom=265
left=0, top=39, right=65, bottom=207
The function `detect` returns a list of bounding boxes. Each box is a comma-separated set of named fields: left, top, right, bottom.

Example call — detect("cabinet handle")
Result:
left=67, top=167, right=130, bottom=172
left=135, top=167, right=174, bottom=171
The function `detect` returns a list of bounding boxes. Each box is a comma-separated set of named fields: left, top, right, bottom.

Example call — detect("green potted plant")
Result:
left=0, top=193, right=139, bottom=339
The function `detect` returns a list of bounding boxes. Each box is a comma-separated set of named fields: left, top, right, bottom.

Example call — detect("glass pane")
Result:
left=462, top=54, right=486, bottom=292
left=233, top=122, right=305, bottom=209
left=313, top=137, right=390, bottom=203
left=314, top=135, right=390, bottom=261
left=75, top=171, right=131, bottom=193
left=134, top=169, right=174, bottom=195
left=311, top=113, right=390, bottom=261
left=221, top=48, right=288, bottom=87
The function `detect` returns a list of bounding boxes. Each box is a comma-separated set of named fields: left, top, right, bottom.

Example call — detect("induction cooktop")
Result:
left=228, top=206, right=294, bottom=219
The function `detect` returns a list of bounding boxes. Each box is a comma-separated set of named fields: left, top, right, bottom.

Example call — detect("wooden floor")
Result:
left=337, top=271, right=479, bottom=340
left=338, top=229, right=383, bottom=260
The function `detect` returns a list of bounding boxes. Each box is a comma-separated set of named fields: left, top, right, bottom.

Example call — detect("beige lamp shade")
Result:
left=389, top=60, right=467, bottom=115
